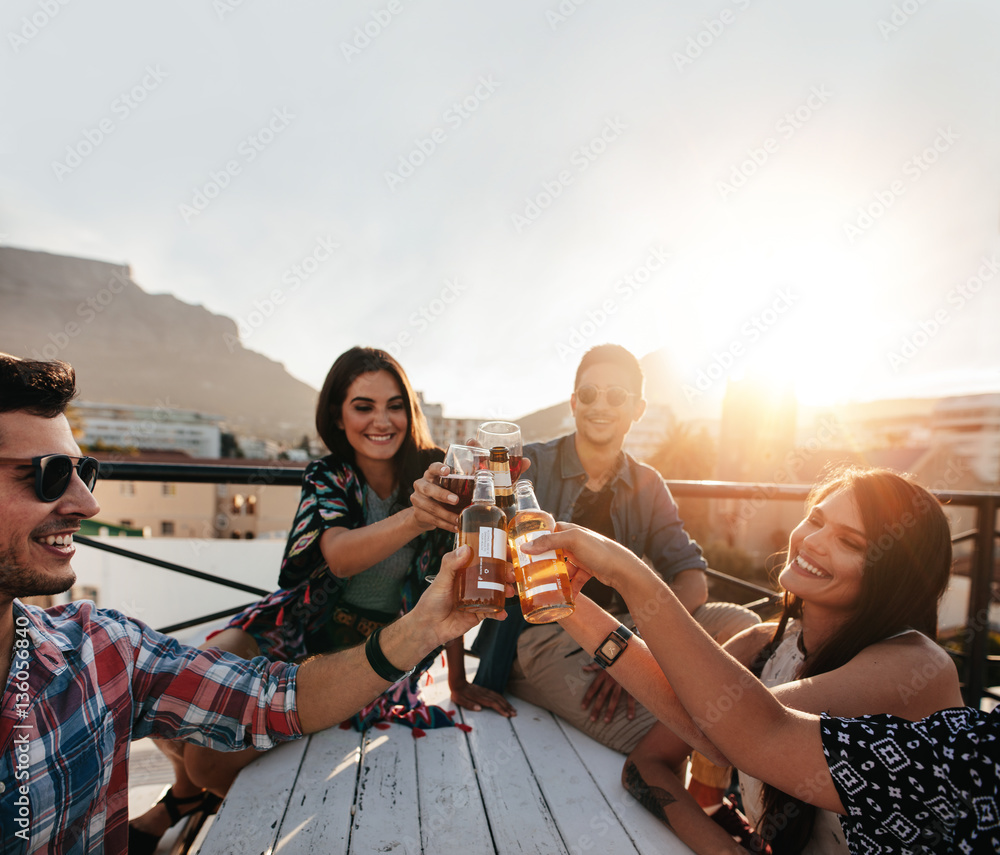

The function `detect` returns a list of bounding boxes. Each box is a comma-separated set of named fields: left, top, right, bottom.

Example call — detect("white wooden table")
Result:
left=190, top=653, right=696, bottom=855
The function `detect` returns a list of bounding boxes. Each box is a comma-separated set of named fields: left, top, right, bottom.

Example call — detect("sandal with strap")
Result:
left=709, top=796, right=773, bottom=854
left=128, top=787, right=219, bottom=855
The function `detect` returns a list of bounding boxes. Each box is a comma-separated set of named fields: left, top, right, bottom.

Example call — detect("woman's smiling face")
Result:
left=778, top=487, right=868, bottom=614
left=337, top=370, right=408, bottom=469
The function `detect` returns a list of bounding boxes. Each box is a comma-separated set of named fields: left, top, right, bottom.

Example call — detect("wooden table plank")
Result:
left=415, top=713, right=495, bottom=855
left=463, top=706, right=567, bottom=855
left=557, top=721, right=695, bottom=855
left=190, top=737, right=308, bottom=855
left=349, top=726, right=422, bottom=854
left=273, top=726, right=364, bottom=854
left=509, top=698, right=641, bottom=855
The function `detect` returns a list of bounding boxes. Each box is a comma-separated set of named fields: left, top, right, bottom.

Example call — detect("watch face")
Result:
left=601, top=639, right=622, bottom=659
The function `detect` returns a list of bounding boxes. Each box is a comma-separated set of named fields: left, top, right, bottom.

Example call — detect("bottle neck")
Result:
left=513, top=484, right=541, bottom=512
left=472, top=474, right=496, bottom=504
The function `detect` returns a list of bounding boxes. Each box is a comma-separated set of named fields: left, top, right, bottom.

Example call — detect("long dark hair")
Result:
left=315, top=347, right=437, bottom=505
left=757, top=466, right=952, bottom=852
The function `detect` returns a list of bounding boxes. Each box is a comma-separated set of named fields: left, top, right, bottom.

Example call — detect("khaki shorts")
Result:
left=507, top=601, right=760, bottom=754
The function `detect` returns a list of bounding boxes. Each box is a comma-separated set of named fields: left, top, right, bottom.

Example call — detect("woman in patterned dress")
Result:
left=130, top=347, right=507, bottom=851
left=525, top=511, right=995, bottom=855
left=559, top=467, right=964, bottom=855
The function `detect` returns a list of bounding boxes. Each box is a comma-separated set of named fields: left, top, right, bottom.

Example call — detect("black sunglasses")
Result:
left=0, top=454, right=100, bottom=502
left=575, top=385, right=634, bottom=407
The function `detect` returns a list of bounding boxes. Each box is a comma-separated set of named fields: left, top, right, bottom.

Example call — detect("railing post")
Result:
left=965, top=496, right=997, bottom=708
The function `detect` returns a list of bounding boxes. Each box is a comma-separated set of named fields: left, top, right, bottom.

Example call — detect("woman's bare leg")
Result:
left=623, top=722, right=743, bottom=855
left=130, top=629, right=264, bottom=835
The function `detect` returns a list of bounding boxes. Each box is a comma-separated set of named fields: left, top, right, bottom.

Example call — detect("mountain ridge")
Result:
left=0, top=245, right=318, bottom=442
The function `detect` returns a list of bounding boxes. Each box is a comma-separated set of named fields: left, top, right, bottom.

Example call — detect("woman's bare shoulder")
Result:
left=723, top=621, right=779, bottom=666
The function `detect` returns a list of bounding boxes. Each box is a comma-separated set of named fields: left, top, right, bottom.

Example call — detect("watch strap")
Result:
left=365, top=626, right=414, bottom=683
left=593, top=624, right=634, bottom=669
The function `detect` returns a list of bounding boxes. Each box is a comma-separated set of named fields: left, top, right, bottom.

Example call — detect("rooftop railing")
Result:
left=81, top=461, right=999, bottom=709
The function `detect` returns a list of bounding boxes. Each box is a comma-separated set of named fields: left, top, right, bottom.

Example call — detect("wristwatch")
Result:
left=593, top=624, right=633, bottom=669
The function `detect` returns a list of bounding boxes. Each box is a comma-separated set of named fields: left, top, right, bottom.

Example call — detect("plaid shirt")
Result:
left=1, top=600, right=302, bottom=854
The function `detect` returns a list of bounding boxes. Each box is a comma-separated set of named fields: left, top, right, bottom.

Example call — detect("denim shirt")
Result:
left=472, top=433, right=706, bottom=692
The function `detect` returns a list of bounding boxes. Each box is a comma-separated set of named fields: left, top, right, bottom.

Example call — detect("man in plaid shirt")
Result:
left=0, top=354, right=503, bottom=854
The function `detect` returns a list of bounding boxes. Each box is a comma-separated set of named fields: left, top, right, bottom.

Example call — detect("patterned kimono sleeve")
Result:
left=277, top=457, right=363, bottom=589
left=820, top=708, right=1000, bottom=853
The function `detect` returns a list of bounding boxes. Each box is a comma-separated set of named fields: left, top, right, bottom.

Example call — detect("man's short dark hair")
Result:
left=0, top=352, right=77, bottom=417
left=574, top=344, right=644, bottom=397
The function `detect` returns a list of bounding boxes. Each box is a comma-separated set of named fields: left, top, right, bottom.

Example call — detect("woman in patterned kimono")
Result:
left=130, top=346, right=506, bottom=852
left=524, top=514, right=995, bottom=855
left=553, top=467, right=965, bottom=855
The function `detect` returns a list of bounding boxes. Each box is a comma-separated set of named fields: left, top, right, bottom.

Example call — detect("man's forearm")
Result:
left=295, top=612, right=437, bottom=733
left=666, top=568, right=708, bottom=615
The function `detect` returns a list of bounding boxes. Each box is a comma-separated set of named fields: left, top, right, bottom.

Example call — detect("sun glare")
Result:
left=663, top=233, right=887, bottom=408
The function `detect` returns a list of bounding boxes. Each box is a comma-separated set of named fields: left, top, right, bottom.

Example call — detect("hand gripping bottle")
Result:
left=508, top=480, right=574, bottom=623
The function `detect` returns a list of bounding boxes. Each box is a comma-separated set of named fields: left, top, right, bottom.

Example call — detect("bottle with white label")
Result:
left=508, top=480, right=575, bottom=623
left=455, top=469, right=508, bottom=614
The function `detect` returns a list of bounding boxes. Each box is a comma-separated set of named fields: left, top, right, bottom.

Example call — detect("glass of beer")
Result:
left=476, top=421, right=525, bottom=482
left=441, top=444, right=489, bottom=512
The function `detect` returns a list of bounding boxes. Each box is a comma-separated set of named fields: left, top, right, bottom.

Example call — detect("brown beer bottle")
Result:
left=508, top=480, right=575, bottom=623
left=489, top=446, right=515, bottom=519
left=455, top=469, right=508, bottom=614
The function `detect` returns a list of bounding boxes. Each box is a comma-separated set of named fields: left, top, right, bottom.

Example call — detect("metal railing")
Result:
left=85, top=462, right=999, bottom=708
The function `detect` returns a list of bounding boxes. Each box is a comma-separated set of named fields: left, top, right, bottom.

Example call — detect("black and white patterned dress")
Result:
left=820, top=705, right=1000, bottom=854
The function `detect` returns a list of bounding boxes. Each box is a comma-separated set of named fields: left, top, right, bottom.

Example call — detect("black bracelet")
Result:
left=365, top=626, right=414, bottom=683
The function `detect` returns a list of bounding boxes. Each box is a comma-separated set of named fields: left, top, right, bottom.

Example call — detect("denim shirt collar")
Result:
left=557, top=434, right=634, bottom=490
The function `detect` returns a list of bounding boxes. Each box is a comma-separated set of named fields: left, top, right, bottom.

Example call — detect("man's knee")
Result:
left=693, top=601, right=761, bottom=644
left=184, top=744, right=249, bottom=794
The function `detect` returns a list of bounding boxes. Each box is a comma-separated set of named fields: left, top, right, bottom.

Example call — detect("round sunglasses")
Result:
left=0, top=454, right=100, bottom=502
left=574, top=384, right=635, bottom=408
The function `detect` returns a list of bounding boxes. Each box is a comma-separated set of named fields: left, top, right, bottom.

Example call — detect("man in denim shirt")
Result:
left=469, top=345, right=758, bottom=752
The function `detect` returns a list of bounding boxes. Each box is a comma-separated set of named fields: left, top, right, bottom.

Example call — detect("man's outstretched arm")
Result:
left=295, top=545, right=508, bottom=733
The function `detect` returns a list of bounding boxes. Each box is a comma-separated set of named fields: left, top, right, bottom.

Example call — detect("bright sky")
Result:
left=2, top=0, right=999, bottom=421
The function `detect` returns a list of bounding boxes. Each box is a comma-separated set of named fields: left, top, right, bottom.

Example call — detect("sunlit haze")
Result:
left=3, top=1, right=999, bottom=421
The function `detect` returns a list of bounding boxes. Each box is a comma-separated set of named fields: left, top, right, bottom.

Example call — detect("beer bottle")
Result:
left=455, top=469, right=508, bottom=614
left=489, top=446, right=514, bottom=519
left=508, top=480, right=575, bottom=623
